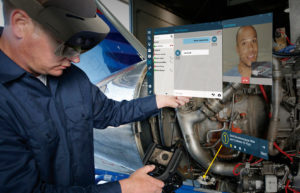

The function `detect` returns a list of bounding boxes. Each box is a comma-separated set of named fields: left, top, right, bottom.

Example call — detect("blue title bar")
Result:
left=153, top=13, right=272, bottom=35
left=222, top=13, right=272, bottom=28
left=154, top=22, right=222, bottom=35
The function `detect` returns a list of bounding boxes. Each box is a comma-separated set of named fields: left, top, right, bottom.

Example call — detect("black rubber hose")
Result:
left=273, top=51, right=300, bottom=57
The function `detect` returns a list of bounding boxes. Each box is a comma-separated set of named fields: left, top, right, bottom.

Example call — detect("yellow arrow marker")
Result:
left=203, top=144, right=223, bottom=179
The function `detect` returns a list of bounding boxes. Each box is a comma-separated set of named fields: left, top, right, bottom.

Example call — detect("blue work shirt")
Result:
left=0, top=48, right=158, bottom=193
left=223, top=66, right=241, bottom=77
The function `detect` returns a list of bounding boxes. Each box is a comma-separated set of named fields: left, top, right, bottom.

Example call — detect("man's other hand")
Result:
left=156, top=95, right=191, bottom=109
left=119, top=165, right=164, bottom=193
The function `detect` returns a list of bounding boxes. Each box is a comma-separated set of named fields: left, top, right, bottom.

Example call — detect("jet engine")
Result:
left=135, top=54, right=300, bottom=193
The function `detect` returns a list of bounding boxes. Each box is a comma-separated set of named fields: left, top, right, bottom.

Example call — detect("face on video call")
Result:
left=236, top=26, right=258, bottom=68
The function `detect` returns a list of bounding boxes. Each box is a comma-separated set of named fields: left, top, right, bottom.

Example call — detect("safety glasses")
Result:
left=54, top=43, right=82, bottom=58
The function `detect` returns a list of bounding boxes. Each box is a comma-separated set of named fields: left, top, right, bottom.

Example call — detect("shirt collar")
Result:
left=0, top=49, right=27, bottom=84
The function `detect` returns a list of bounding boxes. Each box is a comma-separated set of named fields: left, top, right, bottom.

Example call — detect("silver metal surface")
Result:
left=289, top=0, right=300, bottom=43
left=293, top=163, right=300, bottom=190
left=268, top=57, right=284, bottom=156
left=95, top=0, right=147, bottom=59
left=149, top=148, right=173, bottom=166
left=93, top=1, right=151, bottom=169
left=133, top=69, right=149, bottom=157
left=94, top=61, right=146, bottom=173
left=177, top=109, right=237, bottom=176
left=176, top=84, right=242, bottom=176
left=265, top=175, right=278, bottom=192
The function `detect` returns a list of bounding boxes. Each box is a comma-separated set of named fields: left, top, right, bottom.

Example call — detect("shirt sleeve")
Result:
left=0, top=112, right=122, bottom=193
left=91, top=84, right=159, bottom=129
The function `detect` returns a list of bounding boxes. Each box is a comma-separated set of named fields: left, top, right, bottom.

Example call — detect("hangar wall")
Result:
left=289, top=0, right=300, bottom=43
left=0, top=1, right=3, bottom=26
left=131, top=0, right=189, bottom=47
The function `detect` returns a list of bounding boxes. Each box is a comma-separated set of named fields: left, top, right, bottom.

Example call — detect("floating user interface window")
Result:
left=147, top=22, right=223, bottom=99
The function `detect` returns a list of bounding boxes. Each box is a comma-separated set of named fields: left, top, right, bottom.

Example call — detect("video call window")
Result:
left=147, top=13, right=273, bottom=99
left=222, top=13, right=273, bottom=85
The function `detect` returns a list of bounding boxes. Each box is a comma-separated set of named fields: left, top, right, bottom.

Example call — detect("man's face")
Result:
left=236, top=26, right=258, bottom=67
left=22, top=22, right=80, bottom=76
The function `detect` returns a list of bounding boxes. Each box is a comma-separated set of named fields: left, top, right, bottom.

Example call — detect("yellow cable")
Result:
left=203, top=145, right=223, bottom=178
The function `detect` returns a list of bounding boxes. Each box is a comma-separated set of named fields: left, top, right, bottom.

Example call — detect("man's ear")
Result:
left=10, top=9, right=33, bottom=39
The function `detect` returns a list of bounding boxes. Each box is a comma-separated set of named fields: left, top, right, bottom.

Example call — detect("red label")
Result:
left=241, top=77, right=250, bottom=84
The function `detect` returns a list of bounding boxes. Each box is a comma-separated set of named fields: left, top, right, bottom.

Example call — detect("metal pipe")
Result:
left=222, top=83, right=242, bottom=103
left=177, top=109, right=237, bottom=176
left=268, top=57, right=284, bottom=155
left=95, top=0, right=147, bottom=59
left=201, top=83, right=242, bottom=117
left=177, top=58, right=284, bottom=174
left=177, top=83, right=242, bottom=176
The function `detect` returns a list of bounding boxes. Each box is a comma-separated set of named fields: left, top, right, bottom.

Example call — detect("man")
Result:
left=0, top=0, right=189, bottom=193
left=224, top=25, right=258, bottom=77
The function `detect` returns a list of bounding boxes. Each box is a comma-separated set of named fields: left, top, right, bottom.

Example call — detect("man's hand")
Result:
left=119, top=165, right=164, bottom=193
left=156, top=95, right=191, bottom=109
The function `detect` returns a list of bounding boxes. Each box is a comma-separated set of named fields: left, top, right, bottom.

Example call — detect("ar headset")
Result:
left=8, top=0, right=110, bottom=58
